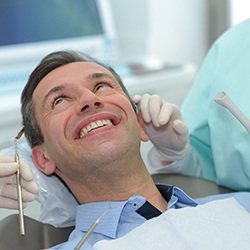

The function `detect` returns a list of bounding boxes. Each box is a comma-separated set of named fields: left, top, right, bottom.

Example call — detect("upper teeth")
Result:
left=80, top=119, right=113, bottom=138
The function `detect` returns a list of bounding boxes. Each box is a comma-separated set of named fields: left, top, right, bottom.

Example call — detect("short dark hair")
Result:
left=21, top=50, right=135, bottom=148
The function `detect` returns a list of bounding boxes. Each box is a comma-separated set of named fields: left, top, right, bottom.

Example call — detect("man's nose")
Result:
left=76, top=90, right=104, bottom=114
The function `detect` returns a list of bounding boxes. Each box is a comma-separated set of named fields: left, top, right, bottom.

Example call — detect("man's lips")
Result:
left=74, top=113, right=119, bottom=139
left=79, top=119, right=113, bottom=138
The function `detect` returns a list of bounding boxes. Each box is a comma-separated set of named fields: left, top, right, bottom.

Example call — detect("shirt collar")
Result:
left=74, top=184, right=198, bottom=239
left=169, top=186, right=198, bottom=208
left=75, top=199, right=128, bottom=239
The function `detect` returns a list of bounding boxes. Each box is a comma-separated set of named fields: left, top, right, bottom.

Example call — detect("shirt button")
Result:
left=133, top=203, right=138, bottom=209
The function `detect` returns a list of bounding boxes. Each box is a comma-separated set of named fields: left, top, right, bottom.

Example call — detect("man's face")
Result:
left=32, top=62, right=148, bottom=181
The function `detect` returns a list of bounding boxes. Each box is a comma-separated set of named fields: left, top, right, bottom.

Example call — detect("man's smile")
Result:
left=79, top=119, right=113, bottom=138
left=74, top=112, right=120, bottom=139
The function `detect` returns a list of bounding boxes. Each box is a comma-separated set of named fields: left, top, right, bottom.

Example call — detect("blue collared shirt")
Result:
left=51, top=185, right=250, bottom=250
left=51, top=185, right=198, bottom=249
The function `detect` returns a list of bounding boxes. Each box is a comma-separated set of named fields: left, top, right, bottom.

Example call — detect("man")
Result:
left=18, top=50, right=200, bottom=248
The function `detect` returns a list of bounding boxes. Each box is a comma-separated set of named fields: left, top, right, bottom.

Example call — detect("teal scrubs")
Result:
left=181, top=18, right=250, bottom=191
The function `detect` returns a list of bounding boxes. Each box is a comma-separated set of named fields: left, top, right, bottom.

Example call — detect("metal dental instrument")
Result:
left=14, top=126, right=25, bottom=236
left=214, top=91, right=250, bottom=134
left=74, top=209, right=109, bottom=250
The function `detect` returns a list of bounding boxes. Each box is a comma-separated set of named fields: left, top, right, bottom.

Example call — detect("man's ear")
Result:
left=32, top=146, right=56, bottom=175
left=137, top=112, right=149, bottom=142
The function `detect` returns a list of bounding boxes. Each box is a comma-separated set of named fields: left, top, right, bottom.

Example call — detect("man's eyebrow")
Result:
left=88, top=72, right=117, bottom=81
left=42, top=85, right=67, bottom=108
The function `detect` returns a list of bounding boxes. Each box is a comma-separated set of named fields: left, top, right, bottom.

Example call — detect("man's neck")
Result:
left=69, top=164, right=168, bottom=212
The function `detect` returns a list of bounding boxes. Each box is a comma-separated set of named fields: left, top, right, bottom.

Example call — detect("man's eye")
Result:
left=52, top=96, right=65, bottom=107
left=95, top=82, right=111, bottom=91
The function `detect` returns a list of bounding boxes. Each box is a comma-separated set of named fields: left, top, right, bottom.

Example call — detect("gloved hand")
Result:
left=133, top=94, right=189, bottom=162
left=0, top=156, right=39, bottom=209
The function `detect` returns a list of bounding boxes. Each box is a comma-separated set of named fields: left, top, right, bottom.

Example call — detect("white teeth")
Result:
left=79, top=119, right=113, bottom=138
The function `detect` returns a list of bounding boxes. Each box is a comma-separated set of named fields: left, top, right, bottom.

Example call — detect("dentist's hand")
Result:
left=0, top=156, right=39, bottom=209
left=133, top=94, right=189, bottom=162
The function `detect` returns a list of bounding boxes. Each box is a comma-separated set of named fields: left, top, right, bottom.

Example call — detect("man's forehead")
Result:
left=42, top=61, right=114, bottom=80
left=35, top=62, right=117, bottom=91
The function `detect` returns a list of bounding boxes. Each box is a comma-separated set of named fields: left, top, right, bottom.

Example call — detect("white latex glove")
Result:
left=0, top=156, right=39, bottom=209
left=133, top=94, right=189, bottom=162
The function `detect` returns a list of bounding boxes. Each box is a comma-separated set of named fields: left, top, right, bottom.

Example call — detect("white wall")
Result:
left=110, top=0, right=210, bottom=68
left=147, top=0, right=210, bottom=67
left=230, top=0, right=250, bottom=25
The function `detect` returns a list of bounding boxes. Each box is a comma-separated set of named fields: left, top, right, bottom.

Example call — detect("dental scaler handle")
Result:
left=214, top=91, right=250, bottom=134
left=14, top=127, right=25, bottom=235
left=15, top=153, right=25, bottom=235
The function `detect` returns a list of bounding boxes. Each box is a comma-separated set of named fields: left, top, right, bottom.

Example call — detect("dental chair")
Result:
left=0, top=214, right=74, bottom=250
left=0, top=174, right=233, bottom=250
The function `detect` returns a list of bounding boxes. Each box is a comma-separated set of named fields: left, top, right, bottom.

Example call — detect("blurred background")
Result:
left=0, top=0, right=249, bottom=220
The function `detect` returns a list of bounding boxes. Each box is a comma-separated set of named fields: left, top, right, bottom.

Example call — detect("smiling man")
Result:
left=19, top=50, right=250, bottom=249
left=19, top=50, right=197, bottom=248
